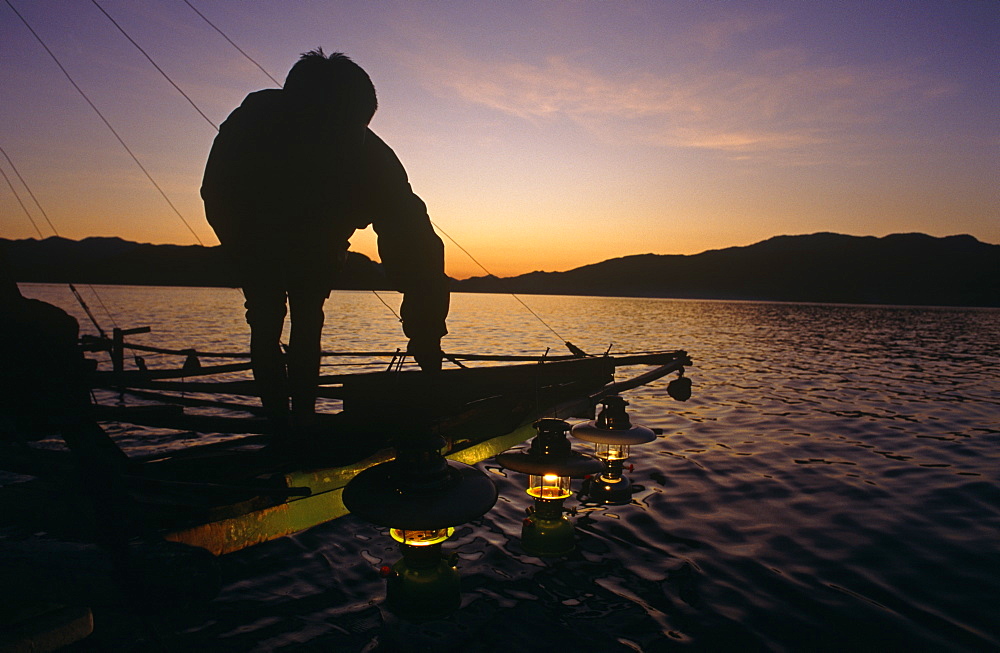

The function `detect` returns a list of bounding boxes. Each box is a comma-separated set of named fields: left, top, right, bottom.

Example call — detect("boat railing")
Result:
left=83, top=327, right=687, bottom=385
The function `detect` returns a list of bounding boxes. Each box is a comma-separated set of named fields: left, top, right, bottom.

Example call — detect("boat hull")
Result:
left=1, top=350, right=690, bottom=556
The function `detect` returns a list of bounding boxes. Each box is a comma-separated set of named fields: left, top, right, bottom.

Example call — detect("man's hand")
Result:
left=407, top=338, right=443, bottom=373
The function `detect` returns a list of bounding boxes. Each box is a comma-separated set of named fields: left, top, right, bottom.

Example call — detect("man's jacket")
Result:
left=201, top=89, right=448, bottom=342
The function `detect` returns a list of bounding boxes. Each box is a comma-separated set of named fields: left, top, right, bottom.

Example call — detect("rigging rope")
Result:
left=4, top=0, right=205, bottom=247
left=0, top=163, right=44, bottom=239
left=1, top=144, right=118, bottom=333
left=0, top=145, right=57, bottom=238
left=90, top=0, right=218, bottom=130
left=429, top=220, right=573, bottom=346
left=182, top=0, right=282, bottom=88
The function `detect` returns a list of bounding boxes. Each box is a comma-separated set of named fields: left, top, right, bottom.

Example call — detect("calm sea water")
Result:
left=17, top=284, right=1000, bottom=652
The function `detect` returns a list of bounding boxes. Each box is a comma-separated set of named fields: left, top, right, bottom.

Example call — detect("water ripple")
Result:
left=17, top=287, right=1000, bottom=651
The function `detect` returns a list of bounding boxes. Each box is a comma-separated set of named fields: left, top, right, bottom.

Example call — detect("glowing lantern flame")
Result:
left=526, top=473, right=571, bottom=500
left=389, top=527, right=454, bottom=547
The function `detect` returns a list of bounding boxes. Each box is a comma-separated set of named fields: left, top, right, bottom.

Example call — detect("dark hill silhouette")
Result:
left=3, top=236, right=388, bottom=290
left=454, top=233, right=999, bottom=307
left=4, top=232, right=998, bottom=307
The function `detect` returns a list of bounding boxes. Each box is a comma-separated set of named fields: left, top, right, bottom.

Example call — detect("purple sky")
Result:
left=1, top=0, right=996, bottom=278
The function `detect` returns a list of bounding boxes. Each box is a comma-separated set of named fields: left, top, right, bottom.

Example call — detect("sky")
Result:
left=1, top=0, right=997, bottom=279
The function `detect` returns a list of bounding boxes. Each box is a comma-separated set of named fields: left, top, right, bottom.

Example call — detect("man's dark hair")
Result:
left=284, top=48, right=377, bottom=125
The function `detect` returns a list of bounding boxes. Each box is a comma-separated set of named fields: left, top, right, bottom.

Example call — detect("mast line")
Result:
left=0, top=161, right=45, bottom=239
left=0, top=145, right=57, bottom=238
left=182, top=0, right=282, bottom=87
left=3, top=0, right=206, bottom=247
left=91, top=0, right=218, bottom=130
left=0, top=144, right=119, bottom=333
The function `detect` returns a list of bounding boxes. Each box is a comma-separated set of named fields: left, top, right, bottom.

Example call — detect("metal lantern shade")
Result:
left=495, top=449, right=604, bottom=478
left=343, top=458, right=498, bottom=530
left=571, top=396, right=656, bottom=505
left=571, top=418, right=656, bottom=447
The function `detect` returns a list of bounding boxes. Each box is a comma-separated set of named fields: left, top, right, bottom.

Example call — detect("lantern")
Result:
left=343, top=429, right=497, bottom=620
left=496, top=418, right=603, bottom=556
left=571, top=395, right=656, bottom=505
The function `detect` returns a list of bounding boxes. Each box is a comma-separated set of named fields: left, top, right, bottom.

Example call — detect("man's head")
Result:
left=284, top=48, right=377, bottom=126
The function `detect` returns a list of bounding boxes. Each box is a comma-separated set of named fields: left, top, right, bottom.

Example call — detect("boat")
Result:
left=0, top=326, right=690, bottom=652
left=0, top=7, right=692, bottom=647
left=0, top=325, right=691, bottom=556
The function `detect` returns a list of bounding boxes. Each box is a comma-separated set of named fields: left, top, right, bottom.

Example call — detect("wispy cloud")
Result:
left=679, top=14, right=778, bottom=52
left=405, top=42, right=954, bottom=164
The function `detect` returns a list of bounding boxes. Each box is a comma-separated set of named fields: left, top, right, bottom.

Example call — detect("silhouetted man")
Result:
left=201, top=50, right=449, bottom=434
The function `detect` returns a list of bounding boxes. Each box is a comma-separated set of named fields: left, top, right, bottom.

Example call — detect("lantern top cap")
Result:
left=533, top=417, right=570, bottom=433
left=571, top=395, right=656, bottom=445
left=497, top=415, right=603, bottom=476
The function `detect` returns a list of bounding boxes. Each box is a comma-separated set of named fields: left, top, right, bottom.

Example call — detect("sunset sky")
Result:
left=1, top=1, right=996, bottom=279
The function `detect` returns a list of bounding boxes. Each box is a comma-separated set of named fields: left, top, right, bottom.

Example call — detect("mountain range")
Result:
left=4, top=232, right=998, bottom=307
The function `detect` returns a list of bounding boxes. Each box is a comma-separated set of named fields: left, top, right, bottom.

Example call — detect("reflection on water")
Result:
left=16, top=285, right=1000, bottom=651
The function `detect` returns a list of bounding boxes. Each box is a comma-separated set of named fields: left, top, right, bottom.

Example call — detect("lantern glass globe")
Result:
left=526, top=474, right=571, bottom=500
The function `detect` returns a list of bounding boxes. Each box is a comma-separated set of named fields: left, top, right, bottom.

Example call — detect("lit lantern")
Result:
left=343, top=429, right=497, bottom=620
left=571, top=395, right=656, bottom=505
left=527, top=473, right=571, bottom=500
left=496, top=418, right=603, bottom=556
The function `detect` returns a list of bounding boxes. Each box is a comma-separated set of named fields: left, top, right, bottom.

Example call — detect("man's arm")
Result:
left=362, top=130, right=450, bottom=371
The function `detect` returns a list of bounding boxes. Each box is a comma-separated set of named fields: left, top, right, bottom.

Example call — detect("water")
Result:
left=15, top=284, right=1000, bottom=651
